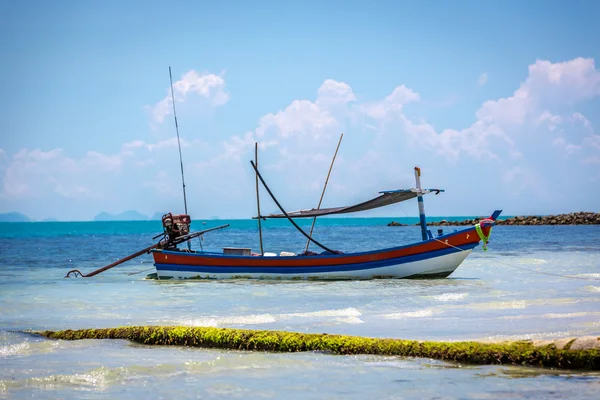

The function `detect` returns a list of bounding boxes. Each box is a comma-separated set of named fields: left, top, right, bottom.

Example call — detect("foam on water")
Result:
left=0, top=337, right=62, bottom=358
left=285, top=307, right=362, bottom=318
left=464, top=297, right=579, bottom=311
left=574, top=273, right=600, bottom=279
left=0, top=342, right=29, bottom=357
left=158, top=314, right=277, bottom=327
left=0, top=366, right=118, bottom=392
left=544, top=312, right=596, bottom=319
left=516, top=258, right=548, bottom=265
left=155, top=307, right=362, bottom=327
left=382, top=309, right=436, bottom=319
left=427, top=292, right=468, bottom=302
left=478, top=329, right=589, bottom=342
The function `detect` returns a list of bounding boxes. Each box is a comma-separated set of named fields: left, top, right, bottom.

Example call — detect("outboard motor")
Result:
left=162, top=213, right=191, bottom=241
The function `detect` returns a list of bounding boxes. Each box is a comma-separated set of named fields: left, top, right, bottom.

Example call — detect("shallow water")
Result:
left=1, top=220, right=599, bottom=399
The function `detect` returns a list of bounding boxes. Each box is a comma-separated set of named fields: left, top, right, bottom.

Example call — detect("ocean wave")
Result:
left=543, top=311, right=600, bottom=319
left=465, top=297, right=578, bottom=310
left=382, top=309, right=436, bottom=319
left=285, top=307, right=361, bottom=318
left=427, top=293, right=468, bottom=302
left=0, top=363, right=190, bottom=394
left=157, top=314, right=277, bottom=327
left=334, top=316, right=364, bottom=324
left=0, top=342, right=29, bottom=357
left=154, top=307, right=362, bottom=327
left=0, top=366, right=119, bottom=392
left=467, top=300, right=526, bottom=310
left=574, top=273, right=600, bottom=279
left=0, top=339, right=61, bottom=358
left=477, top=330, right=586, bottom=342
left=516, top=258, right=548, bottom=265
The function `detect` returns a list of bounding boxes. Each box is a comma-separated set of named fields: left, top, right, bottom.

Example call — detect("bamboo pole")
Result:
left=168, top=67, right=191, bottom=250
left=304, top=133, right=343, bottom=253
left=255, top=143, right=264, bottom=255
left=250, top=160, right=335, bottom=254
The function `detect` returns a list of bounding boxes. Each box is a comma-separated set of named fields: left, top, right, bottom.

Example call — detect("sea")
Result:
left=1, top=218, right=599, bottom=399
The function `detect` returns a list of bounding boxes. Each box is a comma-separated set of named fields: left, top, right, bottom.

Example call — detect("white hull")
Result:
left=154, top=249, right=472, bottom=280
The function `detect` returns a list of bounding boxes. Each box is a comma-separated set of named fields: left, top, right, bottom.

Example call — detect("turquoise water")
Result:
left=1, top=219, right=599, bottom=398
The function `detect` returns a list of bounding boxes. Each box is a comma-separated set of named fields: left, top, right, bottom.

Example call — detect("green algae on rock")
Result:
left=34, top=326, right=600, bottom=370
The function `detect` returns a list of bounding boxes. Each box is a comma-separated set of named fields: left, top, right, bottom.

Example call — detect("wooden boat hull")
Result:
left=151, top=225, right=485, bottom=280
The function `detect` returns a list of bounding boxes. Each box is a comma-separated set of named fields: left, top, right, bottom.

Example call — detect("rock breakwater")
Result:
left=387, top=212, right=600, bottom=227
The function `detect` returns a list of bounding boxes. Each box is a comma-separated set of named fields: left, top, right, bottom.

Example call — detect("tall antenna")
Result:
left=169, top=66, right=189, bottom=217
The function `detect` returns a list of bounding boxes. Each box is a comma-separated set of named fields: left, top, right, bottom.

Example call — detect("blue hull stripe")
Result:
left=155, top=243, right=477, bottom=275
left=154, top=225, right=480, bottom=262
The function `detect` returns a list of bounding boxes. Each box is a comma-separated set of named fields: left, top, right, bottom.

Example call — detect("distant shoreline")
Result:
left=388, top=212, right=600, bottom=226
left=1, top=211, right=599, bottom=224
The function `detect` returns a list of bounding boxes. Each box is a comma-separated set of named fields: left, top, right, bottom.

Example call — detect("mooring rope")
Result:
left=432, top=237, right=600, bottom=281
left=126, top=267, right=156, bottom=276
left=484, top=257, right=600, bottom=281
left=433, top=237, right=467, bottom=252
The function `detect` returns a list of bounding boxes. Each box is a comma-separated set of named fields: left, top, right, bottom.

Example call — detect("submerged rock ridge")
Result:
left=33, top=326, right=600, bottom=370
left=387, top=212, right=600, bottom=227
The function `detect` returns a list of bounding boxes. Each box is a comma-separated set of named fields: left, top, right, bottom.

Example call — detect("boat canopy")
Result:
left=259, top=188, right=444, bottom=219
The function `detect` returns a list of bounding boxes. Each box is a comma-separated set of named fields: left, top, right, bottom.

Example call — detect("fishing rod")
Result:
left=169, top=66, right=191, bottom=250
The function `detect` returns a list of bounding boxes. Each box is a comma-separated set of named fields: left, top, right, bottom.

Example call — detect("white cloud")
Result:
left=4, top=58, right=600, bottom=219
left=537, top=111, right=562, bottom=131
left=527, top=58, right=600, bottom=103
left=256, top=100, right=337, bottom=139
left=572, top=112, right=593, bottom=133
left=0, top=137, right=206, bottom=202
left=316, top=79, right=356, bottom=106
left=250, top=81, right=350, bottom=142
left=4, top=149, right=79, bottom=197
left=361, top=85, right=420, bottom=119
left=122, top=137, right=194, bottom=153
left=84, top=151, right=125, bottom=171
left=552, top=137, right=582, bottom=156
left=476, top=58, right=600, bottom=127
left=147, top=70, right=229, bottom=124
left=478, top=72, right=488, bottom=86
left=584, top=134, right=600, bottom=149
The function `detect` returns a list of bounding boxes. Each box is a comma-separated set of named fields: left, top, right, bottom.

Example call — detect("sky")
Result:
left=1, top=0, right=599, bottom=221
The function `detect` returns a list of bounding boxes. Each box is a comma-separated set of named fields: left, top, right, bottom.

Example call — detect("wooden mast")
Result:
left=304, top=133, right=343, bottom=253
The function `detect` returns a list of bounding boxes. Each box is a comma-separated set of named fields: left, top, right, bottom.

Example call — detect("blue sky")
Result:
left=1, top=0, right=599, bottom=221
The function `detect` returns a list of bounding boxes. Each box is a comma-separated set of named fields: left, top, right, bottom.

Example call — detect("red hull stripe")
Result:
left=153, top=226, right=482, bottom=268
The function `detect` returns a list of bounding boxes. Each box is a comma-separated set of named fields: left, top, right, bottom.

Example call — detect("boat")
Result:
left=64, top=69, right=500, bottom=281
left=149, top=164, right=501, bottom=280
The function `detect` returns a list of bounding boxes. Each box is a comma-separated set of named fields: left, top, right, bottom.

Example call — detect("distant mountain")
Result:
left=150, top=212, right=168, bottom=221
left=93, top=210, right=149, bottom=221
left=0, top=212, right=31, bottom=222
